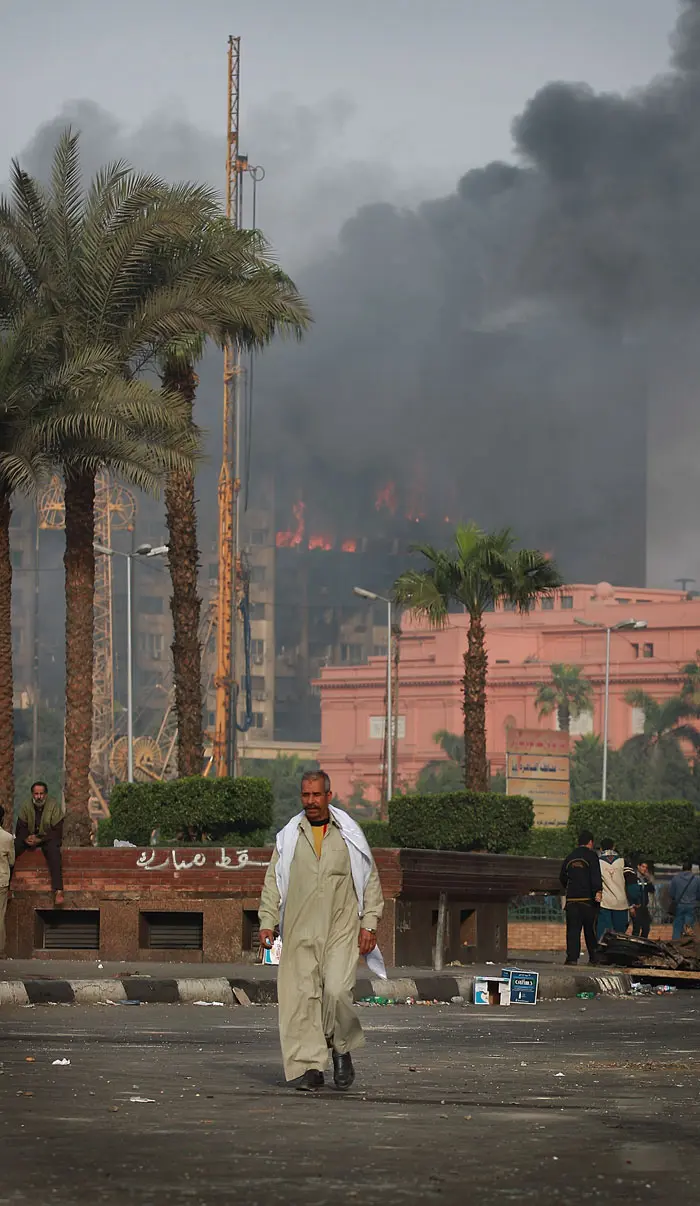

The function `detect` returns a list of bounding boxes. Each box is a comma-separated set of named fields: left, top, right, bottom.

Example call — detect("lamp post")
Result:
left=94, top=542, right=168, bottom=782
left=353, top=587, right=393, bottom=805
left=574, top=616, right=648, bottom=800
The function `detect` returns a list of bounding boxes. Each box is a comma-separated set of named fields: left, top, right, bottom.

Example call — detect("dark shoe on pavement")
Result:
left=332, top=1051, right=355, bottom=1090
left=564, top=958, right=577, bottom=965
left=295, top=1070, right=324, bottom=1092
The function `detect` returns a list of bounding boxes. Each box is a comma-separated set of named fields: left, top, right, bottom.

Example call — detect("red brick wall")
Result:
left=508, top=922, right=673, bottom=950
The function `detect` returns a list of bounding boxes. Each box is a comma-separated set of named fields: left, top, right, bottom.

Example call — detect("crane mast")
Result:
left=213, top=35, right=244, bottom=777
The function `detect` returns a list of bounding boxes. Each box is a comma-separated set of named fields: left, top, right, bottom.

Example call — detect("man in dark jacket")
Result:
left=560, top=830, right=602, bottom=965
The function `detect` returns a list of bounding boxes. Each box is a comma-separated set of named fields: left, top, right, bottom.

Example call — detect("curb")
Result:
left=0, top=970, right=633, bottom=1007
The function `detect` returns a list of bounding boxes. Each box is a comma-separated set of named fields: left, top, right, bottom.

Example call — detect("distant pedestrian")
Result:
left=0, top=808, right=15, bottom=951
left=597, top=839, right=632, bottom=939
left=628, top=859, right=656, bottom=939
left=14, top=782, right=65, bottom=906
left=560, top=830, right=602, bottom=965
left=668, top=861, right=700, bottom=941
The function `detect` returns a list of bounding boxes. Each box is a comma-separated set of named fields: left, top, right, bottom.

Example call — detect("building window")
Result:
left=140, top=595, right=164, bottom=615
left=557, top=711, right=593, bottom=736
left=643, top=642, right=654, bottom=658
left=207, top=710, right=215, bottom=728
left=139, top=670, right=164, bottom=687
left=251, top=638, right=265, bottom=663
left=631, top=643, right=639, bottom=659
left=616, top=597, right=631, bottom=604
left=369, top=715, right=406, bottom=740
left=11, top=550, right=22, bottom=569
left=208, top=562, right=219, bottom=580
left=249, top=601, right=266, bottom=621
left=560, top=596, right=573, bottom=609
left=635, top=599, right=651, bottom=605
left=250, top=564, right=267, bottom=584
left=138, top=632, right=164, bottom=660
left=372, top=645, right=388, bottom=657
left=340, top=643, right=363, bottom=664
left=631, top=706, right=645, bottom=736
left=541, top=597, right=554, bottom=611
left=250, top=529, right=267, bottom=546
left=251, top=712, right=265, bottom=729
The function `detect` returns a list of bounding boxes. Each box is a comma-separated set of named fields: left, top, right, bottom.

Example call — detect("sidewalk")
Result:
left=0, top=955, right=633, bottom=1006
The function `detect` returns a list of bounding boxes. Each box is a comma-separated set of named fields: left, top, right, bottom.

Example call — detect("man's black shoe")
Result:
left=564, top=958, right=578, bottom=965
left=295, top=1070, right=324, bottom=1092
left=332, top=1051, right=355, bottom=1090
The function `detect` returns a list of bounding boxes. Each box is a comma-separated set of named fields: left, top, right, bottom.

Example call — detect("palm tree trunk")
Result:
left=63, top=470, right=96, bottom=846
left=162, top=362, right=203, bottom=778
left=557, top=703, right=571, bottom=733
left=0, top=492, right=14, bottom=827
left=463, top=612, right=489, bottom=792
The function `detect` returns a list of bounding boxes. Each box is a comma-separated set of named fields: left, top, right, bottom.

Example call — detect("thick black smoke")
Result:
left=12, top=0, right=700, bottom=587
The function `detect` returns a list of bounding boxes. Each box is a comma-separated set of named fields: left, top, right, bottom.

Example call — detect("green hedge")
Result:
left=360, top=821, right=393, bottom=848
left=569, top=800, right=698, bottom=864
left=388, top=792, right=534, bottom=853
left=511, top=826, right=571, bottom=860
left=98, top=776, right=273, bottom=847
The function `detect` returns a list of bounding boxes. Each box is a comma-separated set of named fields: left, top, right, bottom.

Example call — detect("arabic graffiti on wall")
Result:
left=136, top=848, right=270, bottom=872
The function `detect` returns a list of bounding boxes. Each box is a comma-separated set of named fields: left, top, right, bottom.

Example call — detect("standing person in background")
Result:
left=0, top=807, right=15, bottom=951
left=14, top=782, right=65, bottom=906
left=668, top=861, right=700, bottom=941
left=560, top=830, right=602, bottom=965
left=597, top=839, right=633, bottom=939
left=628, top=859, right=656, bottom=939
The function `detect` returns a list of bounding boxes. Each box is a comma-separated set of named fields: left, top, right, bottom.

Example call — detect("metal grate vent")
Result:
left=39, top=910, right=100, bottom=950
left=141, top=911, right=203, bottom=950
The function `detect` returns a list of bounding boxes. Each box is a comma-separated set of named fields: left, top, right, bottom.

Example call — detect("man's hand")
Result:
left=259, top=929, right=275, bottom=951
left=594, top=891, right=602, bottom=904
left=25, top=834, right=39, bottom=848
left=358, top=929, right=377, bottom=957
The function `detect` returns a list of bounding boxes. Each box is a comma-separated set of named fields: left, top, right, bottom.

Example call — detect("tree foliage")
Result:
left=394, top=523, right=561, bottom=791
left=536, top=663, right=593, bottom=733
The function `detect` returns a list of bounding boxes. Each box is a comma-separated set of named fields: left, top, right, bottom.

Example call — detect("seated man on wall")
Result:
left=15, top=781, right=65, bottom=906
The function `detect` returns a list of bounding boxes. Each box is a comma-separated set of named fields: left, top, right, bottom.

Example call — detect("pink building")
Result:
left=318, top=582, right=700, bottom=805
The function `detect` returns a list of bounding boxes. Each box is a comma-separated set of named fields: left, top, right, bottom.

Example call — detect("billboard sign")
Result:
left=506, top=727, right=570, bottom=826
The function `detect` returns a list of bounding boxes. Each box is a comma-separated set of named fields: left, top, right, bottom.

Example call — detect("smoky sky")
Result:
left=7, top=0, right=700, bottom=586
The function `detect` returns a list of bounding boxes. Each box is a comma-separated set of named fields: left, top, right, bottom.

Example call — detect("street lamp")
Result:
left=574, top=616, right=648, bottom=800
left=353, top=587, right=393, bottom=805
left=94, top=542, right=169, bottom=782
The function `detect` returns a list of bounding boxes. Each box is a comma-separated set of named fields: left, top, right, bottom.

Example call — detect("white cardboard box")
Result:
left=473, top=976, right=511, bottom=1006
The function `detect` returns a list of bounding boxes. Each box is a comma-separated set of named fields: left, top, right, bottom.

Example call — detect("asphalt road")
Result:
left=0, top=996, right=698, bottom=1205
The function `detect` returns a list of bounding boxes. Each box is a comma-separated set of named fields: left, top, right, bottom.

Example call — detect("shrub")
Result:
left=569, top=800, right=697, bottom=864
left=510, top=826, right=571, bottom=860
left=360, top=821, right=393, bottom=848
left=388, top=791, right=534, bottom=853
left=104, top=776, right=273, bottom=847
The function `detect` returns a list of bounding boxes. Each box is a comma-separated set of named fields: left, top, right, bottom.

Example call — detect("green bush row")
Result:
left=388, top=792, right=534, bottom=853
left=569, top=800, right=699, bottom=864
left=98, top=776, right=273, bottom=847
left=360, top=821, right=393, bottom=848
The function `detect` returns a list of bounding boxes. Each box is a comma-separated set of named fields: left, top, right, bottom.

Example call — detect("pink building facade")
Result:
left=318, top=582, right=700, bottom=805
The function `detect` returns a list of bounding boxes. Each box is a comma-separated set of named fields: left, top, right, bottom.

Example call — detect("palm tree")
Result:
left=394, top=523, right=562, bottom=791
left=535, top=663, right=593, bottom=733
left=156, top=223, right=309, bottom=776
left=0, top=134, right=221, bottom=840
left=624, top=689, right=700, bottom=756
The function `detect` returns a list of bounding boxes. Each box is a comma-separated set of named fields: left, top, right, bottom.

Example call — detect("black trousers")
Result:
left=565, top=902, right=598, bottom=963
left=631, top=906, right=651, bottom=939
left=15, top=839, right=64, bottom=892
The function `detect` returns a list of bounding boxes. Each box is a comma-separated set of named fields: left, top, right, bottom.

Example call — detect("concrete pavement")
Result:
left=0, top=997, right=698, bottom=1204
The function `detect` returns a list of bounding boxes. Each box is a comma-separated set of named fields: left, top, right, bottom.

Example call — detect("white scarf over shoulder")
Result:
left=275, top=805, right=387, bottom=980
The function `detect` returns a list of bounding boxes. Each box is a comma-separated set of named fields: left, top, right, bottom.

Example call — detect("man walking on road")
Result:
left=258, top=770, right=385, bottom=1092
left=668, top=861, right=700, bottom=941
left=560, top=830, right=602, bottom=964
left=0, top=808, right=15, bottom=952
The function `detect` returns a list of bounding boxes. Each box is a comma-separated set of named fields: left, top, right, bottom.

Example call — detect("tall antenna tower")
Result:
left=213, top=35, right=245, bottom=778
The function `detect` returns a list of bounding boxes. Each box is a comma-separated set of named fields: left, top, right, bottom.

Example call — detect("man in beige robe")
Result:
left=258, top=771, right=384, bottom=1092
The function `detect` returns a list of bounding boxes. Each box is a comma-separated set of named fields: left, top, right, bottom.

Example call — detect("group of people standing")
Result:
left=560, top=830, right=698, bottom=965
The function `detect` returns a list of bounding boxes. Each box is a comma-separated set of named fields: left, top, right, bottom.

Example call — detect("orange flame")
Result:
left=375, top=481, right=397, bottom=514
left=308, top=533, right=333, bottom=551
left=276, top=500, right=305, bottom=548
left=341, top=538, right=357, bottom=553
